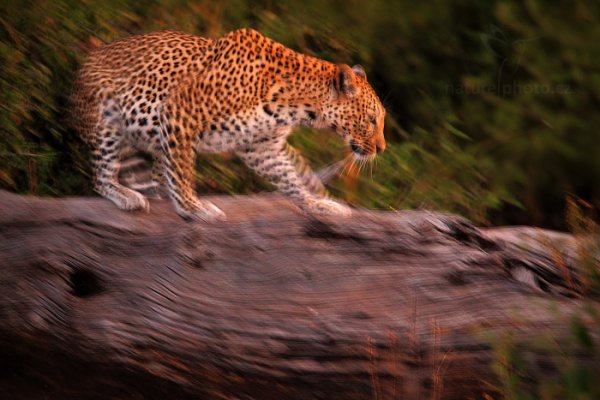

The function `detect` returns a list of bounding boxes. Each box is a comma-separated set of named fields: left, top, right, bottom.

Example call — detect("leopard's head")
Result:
left=320, top=64, right=386, bottom=159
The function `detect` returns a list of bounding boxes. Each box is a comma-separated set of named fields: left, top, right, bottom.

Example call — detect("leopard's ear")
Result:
left=334, top=64, right=359, bottom=97
left=352, top=64, right=366, bottom=80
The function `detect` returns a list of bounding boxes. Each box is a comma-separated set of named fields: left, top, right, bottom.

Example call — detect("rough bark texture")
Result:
left=0, top=190, right=597, bottom=399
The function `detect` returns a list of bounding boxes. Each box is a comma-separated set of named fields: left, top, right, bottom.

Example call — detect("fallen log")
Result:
left=0, top=190, right=597, bottom=399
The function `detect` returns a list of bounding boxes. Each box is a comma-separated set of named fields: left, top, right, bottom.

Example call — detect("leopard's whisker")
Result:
left=340, top=156, right=353, bottom=177
left=316, top=157, right=349, bottom=183
left=347, top=159, right=356, bottom=177
left=351, top=157, right=360, bottom=176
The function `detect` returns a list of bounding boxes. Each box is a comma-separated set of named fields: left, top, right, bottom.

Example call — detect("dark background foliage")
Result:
left=1, top=0, right=599, bottom=228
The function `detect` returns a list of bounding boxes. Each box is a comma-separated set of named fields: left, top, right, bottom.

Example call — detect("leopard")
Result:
left=71, top=29, right=386, bottom=221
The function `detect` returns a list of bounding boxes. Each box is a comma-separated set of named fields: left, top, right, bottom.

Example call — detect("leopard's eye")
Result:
left=368, top=116, right=376, bottom=125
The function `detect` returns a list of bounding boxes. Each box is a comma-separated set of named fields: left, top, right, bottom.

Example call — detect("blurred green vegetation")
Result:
left=489, top=304, right=600, bottom=400
left=1, top=0, right=599, bottom=228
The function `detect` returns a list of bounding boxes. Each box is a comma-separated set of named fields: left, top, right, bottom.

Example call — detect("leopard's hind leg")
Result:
left=89, top=96, right=149, bottom=212
left=150, top=155, right=169, bottom=198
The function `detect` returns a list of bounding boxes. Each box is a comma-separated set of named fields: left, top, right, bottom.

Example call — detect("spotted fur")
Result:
left=71, top=29, right=386, bottom=221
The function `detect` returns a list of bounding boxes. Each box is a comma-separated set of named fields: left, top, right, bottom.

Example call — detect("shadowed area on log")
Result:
left=0, top=190, right=597, bottom=399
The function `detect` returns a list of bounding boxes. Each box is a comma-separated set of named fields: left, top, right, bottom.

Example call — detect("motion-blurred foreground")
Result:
left=0, top=190, right=598, bottom=399
left=1, top=0, right=599, bottom=228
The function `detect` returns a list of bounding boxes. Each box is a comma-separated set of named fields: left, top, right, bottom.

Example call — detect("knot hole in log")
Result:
left=69, top=269, right=103, bottom=298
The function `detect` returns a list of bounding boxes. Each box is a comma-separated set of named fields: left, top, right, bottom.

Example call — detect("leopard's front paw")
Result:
left=99, top=185, right=150, bottom=212
left=304, top=197, right=352, bottom=217
left=123, top=191, right=150, bottom=212
left=175, top=199, right=226, bottom=222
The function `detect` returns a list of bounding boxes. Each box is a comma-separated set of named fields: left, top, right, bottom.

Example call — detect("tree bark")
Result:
left=0, top=190, right=597, bottom=399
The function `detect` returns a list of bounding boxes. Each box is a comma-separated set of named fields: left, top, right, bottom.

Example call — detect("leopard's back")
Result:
left=71, top=30, right=212, bottom=146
